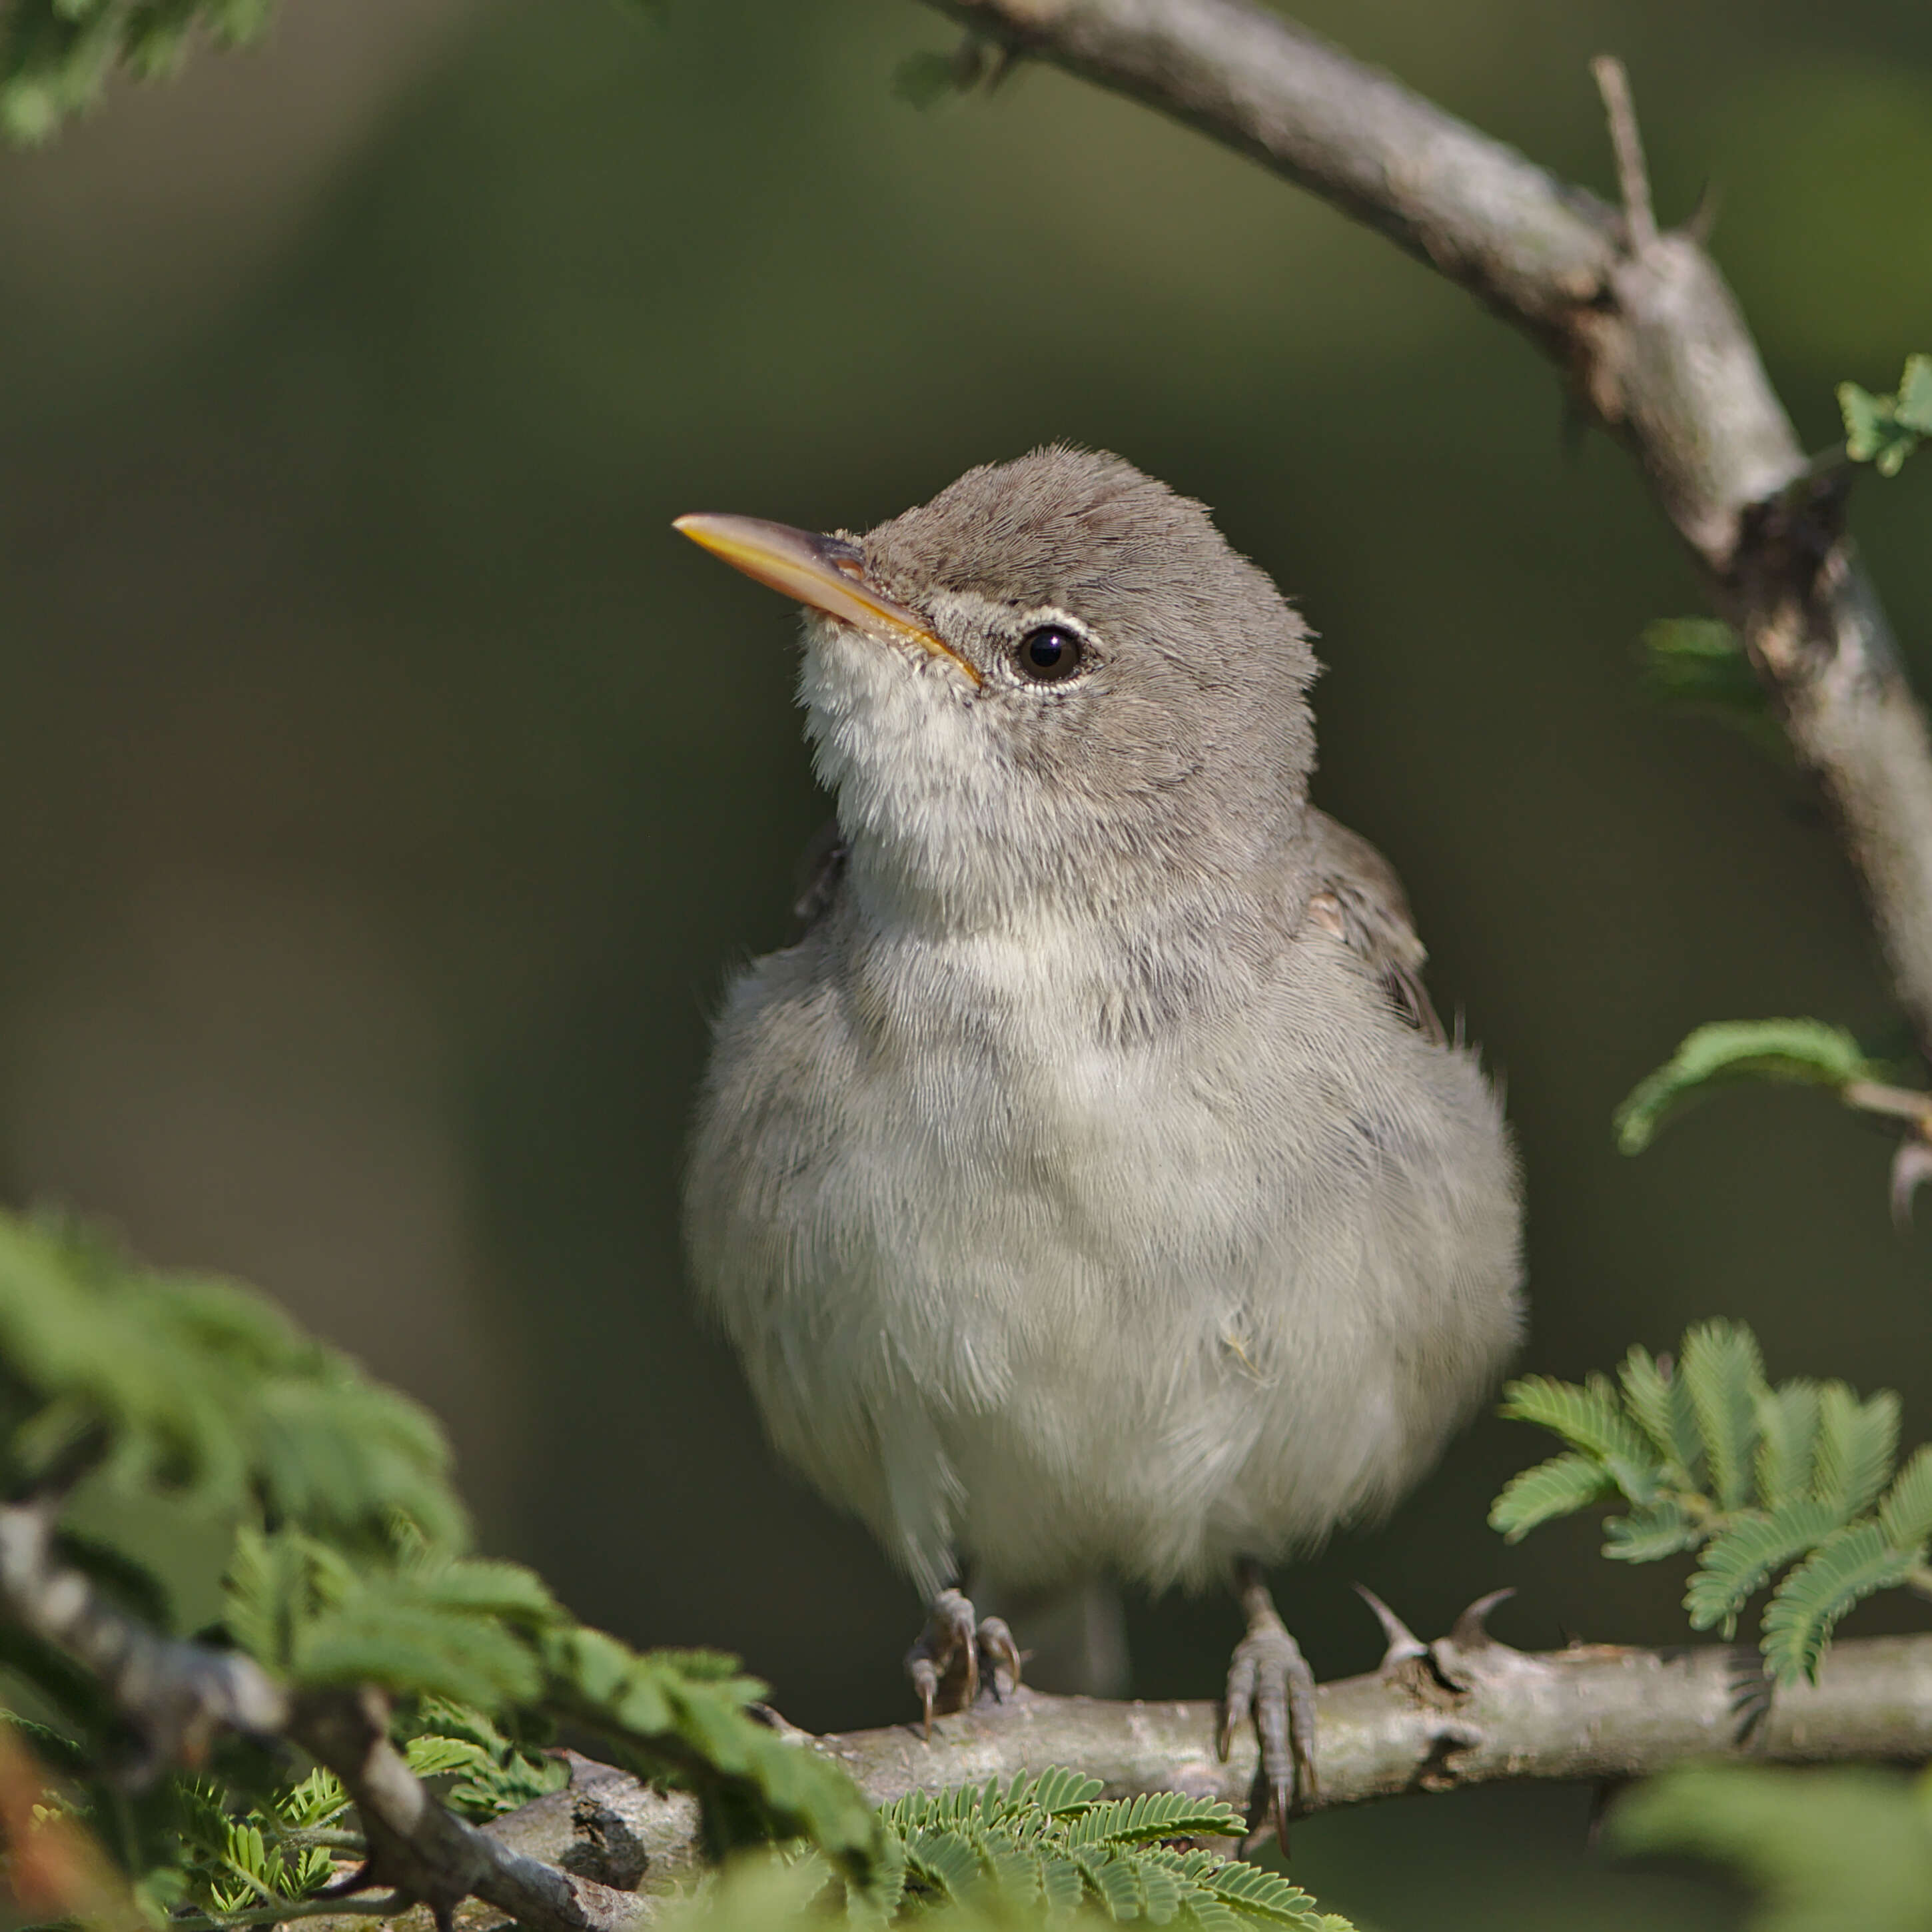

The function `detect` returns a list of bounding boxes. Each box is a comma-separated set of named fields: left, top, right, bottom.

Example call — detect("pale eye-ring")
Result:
left=1013, top=624, right=1087, bottom=683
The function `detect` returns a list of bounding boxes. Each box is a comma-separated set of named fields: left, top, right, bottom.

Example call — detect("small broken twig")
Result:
left=1591, top=55, right=1658, bottom=254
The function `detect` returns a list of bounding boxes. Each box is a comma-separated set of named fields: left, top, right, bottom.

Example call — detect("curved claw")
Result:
left=1221, top=1566, right=1318, bottom=1850
left=977, top=1614, right=1023, bottom=1698
left=906, top=1589, right=1024, bottom=1729
left=907, top=1654, right=939, bottom=1739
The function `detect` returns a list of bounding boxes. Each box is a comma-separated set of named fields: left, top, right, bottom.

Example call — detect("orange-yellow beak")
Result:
left=673, top=513, right=981, bottom=687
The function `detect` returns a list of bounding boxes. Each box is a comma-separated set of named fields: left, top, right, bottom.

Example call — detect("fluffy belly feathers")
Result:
left=686, top=919, right=1521, bottom=1598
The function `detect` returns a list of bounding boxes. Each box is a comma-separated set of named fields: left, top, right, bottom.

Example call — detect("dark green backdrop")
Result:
left=3, top=1, right=1931, bottom=1923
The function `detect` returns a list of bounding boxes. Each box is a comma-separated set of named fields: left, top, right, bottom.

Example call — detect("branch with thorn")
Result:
left=351, top=1586, right=1932, bottom=1928
left=15, top=1507, right=1932, bottom=1932
left=921, top=0, right=1932, bottom=1064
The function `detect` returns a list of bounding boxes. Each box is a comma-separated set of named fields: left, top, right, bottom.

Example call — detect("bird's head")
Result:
left=676, top=446, right=1318, bottom=931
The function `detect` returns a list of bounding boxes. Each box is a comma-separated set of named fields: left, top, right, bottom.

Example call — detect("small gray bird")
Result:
left=677, top=448, right=1522, bottom=1835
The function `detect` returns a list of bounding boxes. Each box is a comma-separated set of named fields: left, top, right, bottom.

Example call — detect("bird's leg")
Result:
left=904, top=1586, right=1023, bottom=1735
left=1218, top=1558, right=1318, bottom=1847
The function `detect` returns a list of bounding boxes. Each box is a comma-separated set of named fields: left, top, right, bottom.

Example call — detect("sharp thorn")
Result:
left=1890, top=1137, right=1932, bottom=1230
left=1684, top=177, right=1721, bottom=244
left=1352, top=1582, right=1427, bottom=1668
left=1584, top=1776, right=1627, bottom=1851
left=1448, top=1587, right=1517, bottom=1650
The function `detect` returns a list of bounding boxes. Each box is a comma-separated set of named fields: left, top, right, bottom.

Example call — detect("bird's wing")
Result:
left=1303, top=809, right=1446, bottom=1046
left=791, top=817, right=849, bottom=932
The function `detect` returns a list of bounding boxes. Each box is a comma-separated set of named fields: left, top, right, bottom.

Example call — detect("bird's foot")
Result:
left=1217, top=1560, right=1317, bottom=1849
left=905, top=1587, right=1023, bottom=1736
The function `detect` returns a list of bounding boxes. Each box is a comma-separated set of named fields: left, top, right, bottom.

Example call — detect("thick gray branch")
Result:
left=9, top=1510, right=1932, bottom=1927
left=924, top=0, right=1932, bottom=1053
left=492, top=1617, right=1932, bottom=1910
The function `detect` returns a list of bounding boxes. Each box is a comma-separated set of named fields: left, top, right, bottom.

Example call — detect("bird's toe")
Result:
left=1221, top=1618, right=1318, bottom=1848
left=904, top=1584, right=997, bottom=1739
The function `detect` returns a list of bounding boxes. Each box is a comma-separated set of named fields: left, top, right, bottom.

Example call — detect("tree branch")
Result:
left=922, top=0, right=1932, bottom=1057
left=0, top=1500, right=645, bottom=1932
left=484, top=1601, right=1932, bottom=1911
left=9, top=1506, right=1932, bottom=1927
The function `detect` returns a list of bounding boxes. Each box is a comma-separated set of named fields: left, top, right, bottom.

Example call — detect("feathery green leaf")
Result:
left=1841, top=354, right=1932, bottom=475
left=1684, top=1498, right=1842, bottom=1635
left=1812, top=1382, right=1899, bottom=1519
left=1498, top=1373, right=1661, bottom=1502
left=1755, top=1379, right=1823, bottom=1506
left=1682, top=1320, right=1765, bottom=1511
left=1, top=0, right=280, bottom=143
left=1614, top=1020, right=1875, bottom=1155
left=1620, top=1346, right=1704, bottom=1481
left=1762, top=1522, right=1914, bottom=1686
left=1490, top=1451, right=1619, bottom=1541
left=1602, top=1496, right=1701, bottom=1564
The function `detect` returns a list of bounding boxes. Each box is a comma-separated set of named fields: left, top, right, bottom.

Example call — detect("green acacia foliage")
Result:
left=1610, top=1763, right=1932, bottom=1932
left=1491, top=1319, right=1932, bottom=1686
left=1612, top=1021, right=1879, bottom=1155
left=1840, top=354, right=1932, bottom=476
left=1636, top=619, right=1781, bottom=749
left=674, top=1771, right=1355, bottom=1931
left=0, top=1212, right=463, bottom=1544
left=0, top=1207, right=882, bottom=1920
left=0, top=0, right=274, bottom=143
left=0, top=1210, right=1358, bottom=1930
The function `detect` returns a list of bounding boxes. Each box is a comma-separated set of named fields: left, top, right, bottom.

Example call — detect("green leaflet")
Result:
left=1811, top=1383, right=1899, bottom=1519
left=293, top=1590, right=546, bottom=1709
left=1763, top=1522, right=1917, bottom=1685
left=1620, top=1346, right=1705, bottom=1482
left=1755, top=1380, right=1823, bottom=1505
left=540, top=1626, right=883, bottom=1881
left=1602, top=1497, right=1701, bottom=1564
left=0, top=1210, right=464, bottom=1546
left=1614, top=1020, right=1877, bottom=1155
left=1636, top=618, right=1779, bottom=750
left=1489, top=1451, right=1619, bottom=1542
left=1877, top=1444, right=1932, bottom=1553
left=400, top=1698, right=570, bottom=1819
left=1681, top=1321, right=1766, bottom=1512
left=1496, top=1319, right=1932, bottom=1688
left=869, top=1767, right=1344, bottom=1928
left=1063, top=1791, right=1253, bottom=1847
left=0, top=0, right=279, bottom=143
left=1497, top=1374, right=1661, bottom=1502
left=1839, top=353, right=1932, bottom=476
left=1684, top=1499, right=1843, bottom=1636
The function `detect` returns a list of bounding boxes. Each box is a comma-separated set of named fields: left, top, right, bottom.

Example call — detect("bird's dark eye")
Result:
left=1013, top=624, right=1087, bottom=683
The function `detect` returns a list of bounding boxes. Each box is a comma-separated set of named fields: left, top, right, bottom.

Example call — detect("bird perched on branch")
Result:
left=678, top=447, right=1522, bottom=1838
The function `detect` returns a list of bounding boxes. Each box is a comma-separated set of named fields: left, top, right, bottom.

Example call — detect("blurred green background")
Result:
left=3, top=0, right=1931, bottom=1923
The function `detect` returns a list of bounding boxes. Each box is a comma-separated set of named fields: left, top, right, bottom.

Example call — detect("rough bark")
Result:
left=482, top=1613, right=1932, bottom=1919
